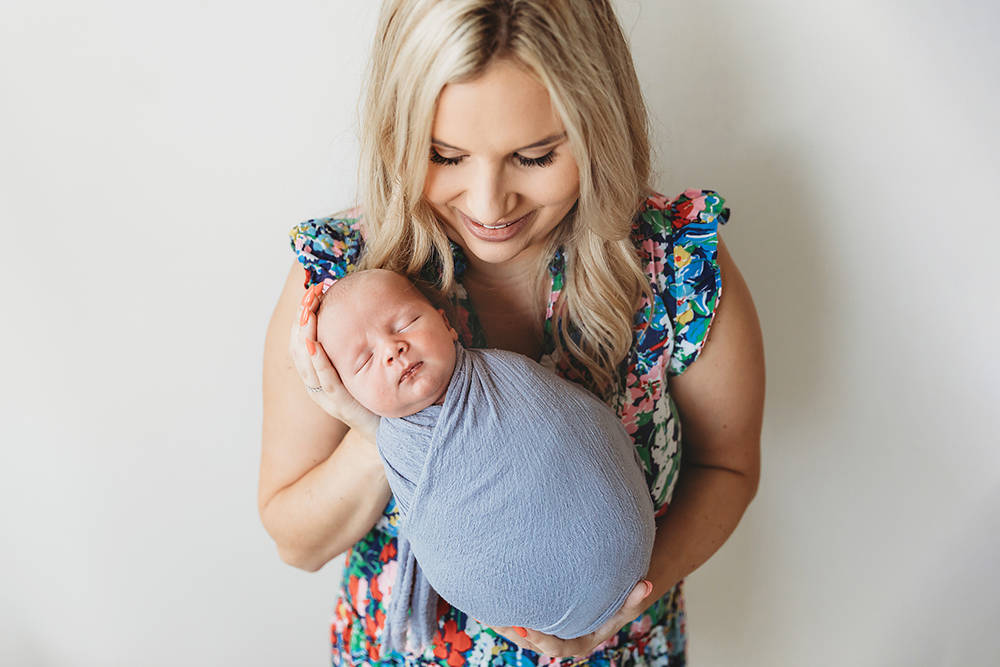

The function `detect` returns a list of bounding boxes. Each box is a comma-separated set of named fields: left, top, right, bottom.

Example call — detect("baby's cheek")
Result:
left=342, top=376, right=375, bottom=410
left=365, top=381, right=400, bottom=418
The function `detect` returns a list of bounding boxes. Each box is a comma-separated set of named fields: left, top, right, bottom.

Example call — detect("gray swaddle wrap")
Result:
left=377, top=344, right=656, bottom=652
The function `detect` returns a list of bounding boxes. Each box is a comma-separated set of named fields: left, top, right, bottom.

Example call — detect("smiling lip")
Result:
left=399, top=362, right=422, bottom=383
left=458, top=209, right=533, bottom=243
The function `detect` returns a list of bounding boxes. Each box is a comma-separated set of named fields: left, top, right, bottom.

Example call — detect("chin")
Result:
left=379, top=397, right=437, bottom=420
left=462, top=239, right=534, bottom=265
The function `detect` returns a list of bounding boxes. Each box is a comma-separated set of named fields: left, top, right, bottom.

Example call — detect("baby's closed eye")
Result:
left=357, top=353, right=373, bottom=373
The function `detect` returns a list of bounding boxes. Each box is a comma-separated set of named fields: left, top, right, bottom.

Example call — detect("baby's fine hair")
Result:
left=316, top=269, right=434, bottom=321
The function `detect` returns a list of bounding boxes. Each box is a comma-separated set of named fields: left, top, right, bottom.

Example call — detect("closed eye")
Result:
left=357, top=353, right=373, bottom=372
left=514, top=150, right=556, bottom=168
left=430, top=148, right=557, bottom=168
left=399, top=317, right=419, bottom=331
left=430, top=148, right=463, bottom=166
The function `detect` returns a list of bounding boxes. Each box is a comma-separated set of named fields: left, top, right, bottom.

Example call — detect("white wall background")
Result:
left=1, top=1, right=997, bottom=665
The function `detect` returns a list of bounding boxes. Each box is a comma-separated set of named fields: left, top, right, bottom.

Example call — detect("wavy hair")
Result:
left=358, top=0, right=652, bottom=392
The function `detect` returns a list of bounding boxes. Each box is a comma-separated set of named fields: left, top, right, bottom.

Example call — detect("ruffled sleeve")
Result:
left=288, top=207, right=365, bottom=290
left=633, top=189, right=729, bottom=376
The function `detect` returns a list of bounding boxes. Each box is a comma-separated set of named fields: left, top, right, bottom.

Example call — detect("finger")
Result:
left=289, top=321, right=318, bottom=382
left=309, top=338, right=344, bottom=393
left=593, top=580, right=653, bottom=642
left=522, top=582, right=654, bottom=660
left=289, top=310, right=319, bottom=377
left=521, top=629, right=582, bottom=659
left=301, top=301, right=319, bottom=343
left=487, top=626, right=542, bottom=654
left=299, top=285, right=315, bottom=314
left=307, top=282, right=324, bottom=312
left=296, top=283, right=323, bottom=336
left=297, top=283, right=322, bottom=327
left=624, top=580, right=653, bottom=610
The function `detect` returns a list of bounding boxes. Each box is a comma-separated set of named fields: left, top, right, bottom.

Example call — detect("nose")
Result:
left=465, top=164, right=515, bottom=226
left=381, top=338, right=408, bottom=366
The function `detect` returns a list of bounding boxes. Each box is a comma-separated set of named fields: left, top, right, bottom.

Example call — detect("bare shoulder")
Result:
left=669, top=236, right=765, bottom=473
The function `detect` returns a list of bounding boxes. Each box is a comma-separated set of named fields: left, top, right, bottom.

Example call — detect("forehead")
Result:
left=433, top=62, right=563, bottom=152
left=321, top=274, right=423, bottom=354
left=334, top=272, right=425, bottom=314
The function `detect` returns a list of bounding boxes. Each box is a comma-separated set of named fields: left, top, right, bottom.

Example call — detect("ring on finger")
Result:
left=307, top=385, right=323, bottom=393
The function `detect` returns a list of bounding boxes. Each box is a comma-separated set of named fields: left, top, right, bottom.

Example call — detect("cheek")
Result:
left=356, top=378, right=395, bottom=415
left=423, top=165, right=453, bottom=205
left=339, top=374, right=365, bottom=403
left=342, top=370, right=379, bottom=400
left=522, top=163, right=580, bottom=206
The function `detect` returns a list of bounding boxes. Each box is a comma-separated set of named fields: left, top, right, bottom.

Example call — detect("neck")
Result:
left=462, top=244, right=546, bottom=291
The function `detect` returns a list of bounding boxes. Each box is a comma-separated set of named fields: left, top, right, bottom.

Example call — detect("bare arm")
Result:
left=511, top=236, right=765, bottom=657
left=643, top=236, right=765, bottom=595
left=259, top=262, right=392, bottom=572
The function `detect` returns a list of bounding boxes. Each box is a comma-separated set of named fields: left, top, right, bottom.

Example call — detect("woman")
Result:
left=260, top=1, right=764, bottom=665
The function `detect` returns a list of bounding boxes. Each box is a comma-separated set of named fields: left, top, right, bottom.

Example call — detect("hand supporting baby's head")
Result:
left=315, top=269, right=459, bottom=419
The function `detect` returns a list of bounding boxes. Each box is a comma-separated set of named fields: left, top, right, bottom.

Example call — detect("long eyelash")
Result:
left=430, top=149, right=463, bottom=166
left=515, top=150, right=557, bottom=168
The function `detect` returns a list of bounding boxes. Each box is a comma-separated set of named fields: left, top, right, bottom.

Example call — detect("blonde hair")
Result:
left=358, top=0, right=652, bottom=392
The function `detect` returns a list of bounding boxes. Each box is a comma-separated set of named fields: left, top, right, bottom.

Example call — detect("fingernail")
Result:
left=305, top=339, right=316, bottom=356
left=299, top=308, right=310, bottom=327
left=513, top=626, right=527, bottom=638
left=642, top=581, right=653, bottom=599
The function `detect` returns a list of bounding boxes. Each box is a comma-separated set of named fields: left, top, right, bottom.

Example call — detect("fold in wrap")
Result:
left=377, top=344, right=656, bottom=653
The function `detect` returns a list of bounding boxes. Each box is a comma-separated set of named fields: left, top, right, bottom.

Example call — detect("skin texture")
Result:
left=259, top=60, right=764, bottom=658
left=424, top=62, right=580, bottom=270
left=316, top=270, right=459, bottom=419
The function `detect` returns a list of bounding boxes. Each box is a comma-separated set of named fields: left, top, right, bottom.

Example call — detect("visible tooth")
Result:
left=482, top=222, right=512, bottom=229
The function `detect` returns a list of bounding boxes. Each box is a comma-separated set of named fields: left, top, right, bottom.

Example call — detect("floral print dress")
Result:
left=289, top=189, right=729, bottom=667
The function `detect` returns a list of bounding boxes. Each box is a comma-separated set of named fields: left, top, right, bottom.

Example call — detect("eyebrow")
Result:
left=430, top=132, right=567, bottom=153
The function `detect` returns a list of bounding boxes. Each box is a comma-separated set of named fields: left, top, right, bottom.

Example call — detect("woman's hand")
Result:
left=290, top=282, right=380, bottom=443
left=260, top=264, right=392, bottom=571
left=487, top=580, right=653, bottom=659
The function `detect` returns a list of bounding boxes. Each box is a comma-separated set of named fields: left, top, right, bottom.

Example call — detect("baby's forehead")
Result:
left=322, top=271, right=428, bottom=319
left=342, top=272, right=424, bottom=304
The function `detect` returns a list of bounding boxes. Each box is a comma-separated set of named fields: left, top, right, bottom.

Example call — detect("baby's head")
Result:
left=315, top=269, right=459, bottom=418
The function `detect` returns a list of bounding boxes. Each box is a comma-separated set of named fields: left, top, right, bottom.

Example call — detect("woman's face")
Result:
left=422, top=60, right=581, bottom=269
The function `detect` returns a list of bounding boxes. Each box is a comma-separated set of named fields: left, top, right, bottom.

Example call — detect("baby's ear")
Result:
left=438, top=308, right=459, bottom=342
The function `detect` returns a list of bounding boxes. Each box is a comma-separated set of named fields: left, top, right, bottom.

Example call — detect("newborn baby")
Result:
left=315, top=269, right=655, bottom=652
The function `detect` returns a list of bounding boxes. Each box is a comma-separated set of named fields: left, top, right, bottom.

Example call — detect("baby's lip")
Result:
left=399, top=361, right=422, bottom=383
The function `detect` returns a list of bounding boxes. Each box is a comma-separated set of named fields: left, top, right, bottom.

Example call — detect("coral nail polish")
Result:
left=300, top=308, right=310, bottom=327
left=513, top=626, right=527, bottom=638
left=305, top=339, right=316, bottom=356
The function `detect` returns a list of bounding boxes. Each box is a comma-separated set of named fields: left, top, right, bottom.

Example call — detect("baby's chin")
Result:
left=370, top=390, right=447, bottom=419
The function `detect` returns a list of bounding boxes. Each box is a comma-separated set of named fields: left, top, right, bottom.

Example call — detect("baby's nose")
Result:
left=384, top=342, right=407, bottom=364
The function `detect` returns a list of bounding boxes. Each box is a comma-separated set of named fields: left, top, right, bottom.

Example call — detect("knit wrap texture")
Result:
left=376, top=345, right=656, bottom=652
